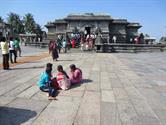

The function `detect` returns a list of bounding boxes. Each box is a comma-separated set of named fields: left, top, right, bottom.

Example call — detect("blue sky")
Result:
left=0, top=0, right=166, bottom=41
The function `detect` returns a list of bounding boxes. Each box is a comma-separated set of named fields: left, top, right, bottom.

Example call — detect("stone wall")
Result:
left=109, top=24, right=127, bottom=43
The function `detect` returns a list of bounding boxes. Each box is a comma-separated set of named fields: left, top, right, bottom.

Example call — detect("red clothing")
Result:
left=71, top=39, right=76, bottom=48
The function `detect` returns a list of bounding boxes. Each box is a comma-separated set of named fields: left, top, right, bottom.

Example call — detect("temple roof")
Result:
left=45, top=22, right=55, bottom=28
left=45, top=19, right=67, bottom=27
left=112, top=19, right=128, bottom=24
left=45, top=13, right=141, bottom=30
left=127, top=23, right=142, bottom=28
left=65, top=13, right=112, bottom=20
left=54, top=19, right=67, bottom=24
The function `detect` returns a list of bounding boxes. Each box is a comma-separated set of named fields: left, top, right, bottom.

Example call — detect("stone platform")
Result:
left=0, top=47, right=166, bottom=125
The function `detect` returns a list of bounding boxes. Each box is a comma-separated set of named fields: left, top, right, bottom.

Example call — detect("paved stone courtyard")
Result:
left=0, top=47, right=166, bottom=125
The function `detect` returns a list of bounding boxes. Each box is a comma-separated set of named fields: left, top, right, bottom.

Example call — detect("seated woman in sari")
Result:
left=56, top=65, right=71, bottom=90
left=69, top=64, right=82, bottom=85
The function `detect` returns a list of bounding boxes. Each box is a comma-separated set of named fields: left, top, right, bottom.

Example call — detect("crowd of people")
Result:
left=48, top=33, right=96, bottom=61
left=80, top=34, right=96, bottom=51
left=38, top=63, right=82, bottom=100
left=0, top=36, right=21, bottom=70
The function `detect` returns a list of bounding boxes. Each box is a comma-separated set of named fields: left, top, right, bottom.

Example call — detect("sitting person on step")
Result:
left=69, top=64, right=82, bottom=85
left=56, top=65, right=71, bottom=90
left=38, top=63, right=57, bottom=100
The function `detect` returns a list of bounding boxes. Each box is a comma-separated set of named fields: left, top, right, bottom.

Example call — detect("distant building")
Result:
left=45, top=13, right=141, bottom=43
left=159, top=37, right=166, bottom=44
left=144, top=36, right=156, bottom=44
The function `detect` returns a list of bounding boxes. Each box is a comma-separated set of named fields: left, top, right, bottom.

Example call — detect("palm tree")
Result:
left=7, top=12, right=24, bottom=35
left=23, top=13, right=36, bottom=33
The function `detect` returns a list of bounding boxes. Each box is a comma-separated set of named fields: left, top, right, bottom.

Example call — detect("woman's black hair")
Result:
left=46, top=63, right=53, bottom=68
left=57, top=65, right=63, bottom=71
left=46, top=63, right=52, bottom=74
left=70, top=64, right=76, bottom=69
left=1, top=37, right=6, bottom=42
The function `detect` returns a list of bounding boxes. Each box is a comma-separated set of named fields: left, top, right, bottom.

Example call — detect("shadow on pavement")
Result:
left=82, top=79, right=93, bottom=83
left=58, top=59, right=75, bottom=61
left=12, top=66, right=44, bottom=70
left=0, top=107, right=37, bottom=125
left=70, top=79, right=93, bottom=89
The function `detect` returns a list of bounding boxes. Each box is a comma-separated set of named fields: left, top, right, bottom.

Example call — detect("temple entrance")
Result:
left=85, top=27, right=91, bottom=35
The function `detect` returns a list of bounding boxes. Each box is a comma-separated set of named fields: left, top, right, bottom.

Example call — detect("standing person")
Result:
left=80, top=36, right=85, bottom=51
left=139, top=33, right=144, bottom=44
left=130, top=38, right=133, bottom=43
left=57, top=36, right=62, bottom=53
left=84, top=29, right=87, bottom=39
left=66, top=34, right=71, bottom=51
left=14, top=37, right=21, bottom=57
left=71, top=38, right=76, bottom=48
left=69, top=64, right=83, bottom=85
left=0, top=37, right=9, bottom=70
left=38, top=63, right=57, bottom=100
left=62, top=38, right=67, bottom=53
left=88, top=37, right=93, bottom=50
left=56, top=65, right=71, bottom=90
left=85, top=39, right=89, bottom=50
left=9, top=37, right=17, bottom=63
left=49, top=40, right=59, bottom=61
left=112, top=36, right=117, bottom=43
left=134, top=37, right=139, bottom=44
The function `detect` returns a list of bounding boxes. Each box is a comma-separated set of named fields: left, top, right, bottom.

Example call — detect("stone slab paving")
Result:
left=0, top=45, right=47, bottom=64
left=0, top=48, right=166, bottom=125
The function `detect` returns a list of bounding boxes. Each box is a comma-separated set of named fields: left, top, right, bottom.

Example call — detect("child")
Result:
left=38, top=63, right=57, bottom=100
left=56, top=65, right=71, bottom=90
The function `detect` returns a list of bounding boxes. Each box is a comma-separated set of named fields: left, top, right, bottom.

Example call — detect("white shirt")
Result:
left=9, top=41, right=15, bottom=50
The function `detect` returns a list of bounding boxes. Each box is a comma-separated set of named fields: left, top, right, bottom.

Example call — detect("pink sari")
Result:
left=69, top=68, right=82, bottom=84
left=57, top=72, right=71, bottom=90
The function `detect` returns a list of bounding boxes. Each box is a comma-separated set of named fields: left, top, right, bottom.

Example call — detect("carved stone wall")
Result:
left=45, top=14, right=141, bottom=43
left=126, top=27, right=138, bottom=43
left=109, top=24, right=127, bottom=43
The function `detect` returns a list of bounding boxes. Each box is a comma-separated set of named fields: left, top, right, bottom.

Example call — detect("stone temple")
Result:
left=45, top=13, right=141, bottom=43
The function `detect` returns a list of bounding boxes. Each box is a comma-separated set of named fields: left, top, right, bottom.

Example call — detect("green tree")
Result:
left=0, top=16, right=4, bottom=23
left=7, top=12, right=24, bottom=35
left=23, top=13, right=36, bottom=33
left=35, top=24, right=43, bottom=36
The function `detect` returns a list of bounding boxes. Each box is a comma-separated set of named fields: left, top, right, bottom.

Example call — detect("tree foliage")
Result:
left=35, top=24, right=43, bottom=36
left=5, top=12, right=43, bottom=37
left=7, top=12, right=24, bottom=34
left=23, top=13, right=36, bottom=33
